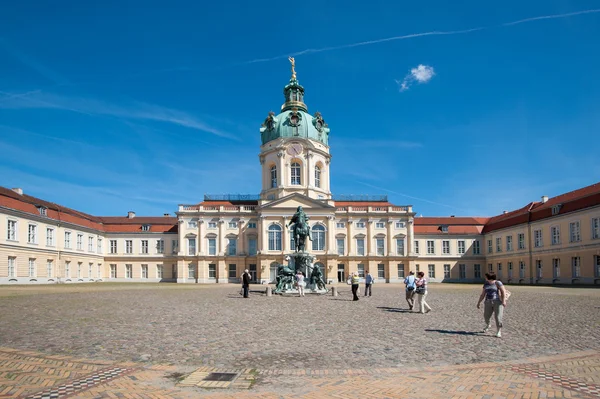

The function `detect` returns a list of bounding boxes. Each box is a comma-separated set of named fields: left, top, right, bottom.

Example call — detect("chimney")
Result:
left=541, top=196, right=549, bottom=203
left=12, top=188, right=23, bottom=195
left=163, top=213, right=170, bottom=217
left=450, top=215, right=455, bottom=218
left=127, top=211, right=136, bottom=219
left=503, top=210, right=508, bottom=214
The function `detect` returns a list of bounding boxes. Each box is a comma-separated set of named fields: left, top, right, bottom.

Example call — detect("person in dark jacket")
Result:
left=242, top=269, right=251, bottom=298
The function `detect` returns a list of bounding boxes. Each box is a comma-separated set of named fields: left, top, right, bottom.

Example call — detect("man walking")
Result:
left=242, top=269, right=251, bottom=298
left=404, top=271, right=416, bottom=310
left=351, top=272, right=360, bottom=301
left=365, top=270, right=374, bottom=297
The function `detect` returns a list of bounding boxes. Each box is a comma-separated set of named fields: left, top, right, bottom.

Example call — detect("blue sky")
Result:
left=1, top=0, right=599, bottom=217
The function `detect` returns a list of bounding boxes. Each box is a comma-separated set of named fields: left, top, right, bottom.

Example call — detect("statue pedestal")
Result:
left=273, top=252, right=328, bottom=295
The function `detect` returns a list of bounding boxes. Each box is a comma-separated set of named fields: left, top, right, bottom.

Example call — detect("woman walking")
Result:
left=477, top=272, right=507, bottom=338
left=415, top=271, right=432, bottom=313
left=296, top=271, right=306, bottom=297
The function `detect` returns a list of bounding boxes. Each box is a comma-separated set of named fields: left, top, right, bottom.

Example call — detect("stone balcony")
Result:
left=335, top=205, right=412, bottom=213
left=178, top=204, right=258, bottom=213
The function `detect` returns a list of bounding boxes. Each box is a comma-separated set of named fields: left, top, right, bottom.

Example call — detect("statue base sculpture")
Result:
left=273, top=252, right=328, bottom=295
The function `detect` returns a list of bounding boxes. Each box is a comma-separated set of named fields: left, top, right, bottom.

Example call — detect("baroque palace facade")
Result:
left=1, top=64, right=600, bottom=285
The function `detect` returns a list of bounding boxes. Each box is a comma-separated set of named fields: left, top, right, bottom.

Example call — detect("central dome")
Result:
left=260, top=109, right=329, bottom=146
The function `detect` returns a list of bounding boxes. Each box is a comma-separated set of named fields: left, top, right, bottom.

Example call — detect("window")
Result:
left=474, top=264, right=481, bottom=279
left=473, top=240, right=480, bottom=255
left=228, top=264, right=237, bottom=278
left=427, top=240, right=435, bottom=254
left=47, top=260, right=53, bottom=278
left=569, top=221, right=580, bottom=242
left=396, top=238, right=405, bottom=256
left=488, top=263, right=493, bottom=272
left=88, top=236, right=94, bottom=252
left=141, top=264, right=148, bottom=279
left=553, top=259, right=560, bottom=278
left=592, top=217, right=600, bottom=240
left=594, top=256, right=600, bottom=278
left=208, top=264, right=216, bottom=279
left=46, top=228, right=54, bottom=246
left=376, top=237, right=385, bottom=256
left=518, top=233, right=525, bottom=249
left=458, top=240, right=465, bottom=254
left=77, top=263, right=82, bottom=278
left=157, top=264, right=163, bottom=279
left=65, top=261, right=70, bottom=278
left=227, top=238, right=237, bottom=256
left=172, top=240, right=178, bottom=254
left=142, top=224, right=151, bottom=232
left=64, top=232, right=71, bottom=249
left=375, top=222, right=385, bottom=229
left=397, top=264, right=405, bottom=278
left=8, top=257, right=16, bottom=277
left=506, top=236, right=513, bottom=251
left=519, top=261, right=525, bottom=278
left=571, top=257, right=580, bottom=278
left=459, top=264, right=466, bottom=279
left=7, top=220, right=17, bottom=241
left=415, top=264, right=420, bottom=273
left=428, top=264, right=435, bottom=278
left=228, top=221, right=237, bottom=229
left=291, top=162, right=301, bottom=185
left=97, top=238, right=103, bottom=253
left=414, top=240, right=420, bottom=254
left=76, top=234, right=83, bottom=250
left=534, top=229, right=543, bottom=248
left=97, top=264, right=102, bottom=278
left=336, top=222, right=345, bottom=229
left=248, top=222, right=257, bottom=229
left=395, top=222, right=405, bottom=228
left=337, top=238, right=345, bottom=255
left=443, top=264, right=450, bottom=278
left=187, top=220, right=197, bottom=228
left=268, top=225, right=282, bottom=251
left=508, top=262, right=513, bottom=279
left=110, top=240, right=117, bottom=254
left=497, top=263, right=503, bottom=278
left=547, top=226, right=559, bottom=246
left=315, top=165, right=321, bottom=188
left=38, top=206, right=47, bottom=216
left=377, top=264, right=385, bottom=279
left=270, top=165, right=277, bottom=188
left=125, top=264, right=132, bottom=278
left=496, top=237, right=502, bottom=252
left=552, top=205, right=561, bottom=215
left=208, top=222, right=217, bottom=229
left=189, top=237, right=197, bottom=255
left=28, top=258, right=36, bottom=277
left=487, top=239, right=492, bottom=253
left=126, top=240, right=133, bottom=254
left=356, top=222, right=366, bottom=228
left=157, top=240, right=164, bottom=254
left=442, top=240, right=450, bottom=254
left=141, top=240, right=149, bottom=254
left=110, top=264, right=117, bottom=278
left=312, top=225, right=326, bottom=251
left=248, top=238, right=257, bottom=256
left=88, top=263, right=93, bottom=277
left=357, top=264, right=365, bottom=277
left=356, top=238, right=365, bottom=255
left=28, top=224, right=37, bottom=244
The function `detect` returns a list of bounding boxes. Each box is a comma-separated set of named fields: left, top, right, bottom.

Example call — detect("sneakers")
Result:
left=482, top=324, right=491, bottom=333
left=425, top=309, right=431, bottom=313
left=496, top=329, right=502, bottom=338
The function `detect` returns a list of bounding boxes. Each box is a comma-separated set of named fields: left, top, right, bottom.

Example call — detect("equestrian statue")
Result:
left=287, top=206, right=311, bottom=252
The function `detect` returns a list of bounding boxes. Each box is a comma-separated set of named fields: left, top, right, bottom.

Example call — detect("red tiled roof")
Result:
left=414, top=225, right=484, bottom=235
left=481, top=202, right=537, bottom=234
left=414, top=217, right=490, bottom=225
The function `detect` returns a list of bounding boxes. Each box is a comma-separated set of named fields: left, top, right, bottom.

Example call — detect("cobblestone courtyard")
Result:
left=1, top=283, right=599, bottom=398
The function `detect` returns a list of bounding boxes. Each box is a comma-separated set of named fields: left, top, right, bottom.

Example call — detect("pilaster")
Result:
left=367, top=219, right=374, bottom=256
left=198, top=219, right=205, bottom=255
left=408, top=218, right=415, bottom=256
left=218, top=218, right=225, bottom=256
left=387, top=220, right=394, bottom=256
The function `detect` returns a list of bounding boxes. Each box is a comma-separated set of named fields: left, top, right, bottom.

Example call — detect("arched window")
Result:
left=315, top=165, right=321, bottom=188
left=291, top=162, right=301, bottom=185
left=270, top=165, right=277, bottom=188
left=312, top=224, right=326, bottom=251
left=268, top=224, right=282, bottom=251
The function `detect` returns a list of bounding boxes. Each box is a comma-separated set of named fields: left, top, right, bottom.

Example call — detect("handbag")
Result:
left=415, top=286, right=426, bottom=295
left=346, top=278, right=352, bottom=285
left=407, top=286, right=415, bottom=291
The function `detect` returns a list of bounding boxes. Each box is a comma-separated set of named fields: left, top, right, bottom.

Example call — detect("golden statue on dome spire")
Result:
left=288, top=56, right=296, bottom=80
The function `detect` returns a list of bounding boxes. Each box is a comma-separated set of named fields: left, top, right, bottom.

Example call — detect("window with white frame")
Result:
left=64, top=232, right=71, bottom=249
left=592, top=217, right=600, bottom=240
left=472, top=240, right=480, bottom=255
left=519, top=261, right=525, bottom=278
left=141, top=240, right=148, bottom=254
left=428, top=264, right=435, bottom=278
left=415, top=264, right=420, bottom=273
left=488, top=263, right=493, bottom=272
left=443, top=264, right=450, bottom=278
left=551, top=226, right=560, bottom=245
left=457, top=240, right=465, bottom=254
left=28, top=258, right=36, bottom=277
left=396, top=238, right=404, bottom=256
left=188, top=237, right=197, bottom=255
left=208, top=264, right=216, bottom=279
left=156, top=239, right=164, bottom=254
left=506, top=235, right=513, bottom=251
left=7, top=220, right=17, bottom=241
left=459, top=264, right=466, bottom=279
left=376, top=237, right=385, bottom=256
left=46, top=228, right=54, bottom=246
left=357, top=264, right=365, bottom=277
left=65, top=261, right=70, bottom=278
left=474, top=264, right=481, bottom=279
left=248, top=238, right=257, bottom=255
left=441, top=225, right=449, bottom=233
left=571, top=257, right=580, bottom=278
left=187, top=220, right=197, bottom=228
left=518, top=233, right=525, bottom=249
left=248, top=221, right=257, bottom=229
left=172, top=239, right=178, bottom=254
left=110, top=240, right=117, bottom=254
left=569, top=221, right=581, bottom=242
left=594, top=255, right=600, bottom=277
left=315, top=165, right=321, bottom=188
left=496, top=237, right=502, bottom=252
left=497, top=262, right=502, bottom=277
left=38, top=206, right=47, bottom=216
left=508, top=262, right=513, bottom=279
left=77, top=262, right=82, bottom=278
left=28, top=224, right=37, bottom=244
left=311, top=225, right=326, bottom=251
left=268, top=225, right=282, bottom=251
left=427, top=240, right=435, bottom=254
left=142, top=224, right=151, bottom=232
left=126, top=264, right=132, bottom=279
left=270, top=165, right=277, bottom=188
left=487, top=239, right=492, bottom=253
left=291, top=162, right=301, bottom=185
left=88, top=263, right=93, bottom=278
left=375, top=222, right=385, bottom=229
left=395, top=221, right=405, bottom=228
left=227, top=238, right=237, bottom=256
left=157, top=264, right=163, bottom=279
left=397, top=264, right=405, bottom=278
left=357, top=238, right=365, bottom=256
left=47, top=260, right=53, bottom=278
left=553, top=258, right=560, bottom=278
left=290, top=232, right=296, bottom=252
left=534, top=229, right=543, bottom=247
left=110, top=264, right=117, bottom=278
left=336, top=222, right=345, bottom=229
left=228, top=221, right=237, bottom=229
left=8, top=257, right=16, bottom=278
left=228, top=264, right=237, bottom=278
left=126, top=240, right=133, bottom=254
left=356, top=221, right=365, bottom=228
left=208, top=222, right=217, bottom=229
left=141, top=264, right=148, bottom=279
left=414, top=240, right=420, bottom=254
left=88, top=236, right=94, bottom=252
left=76, top=234, right=83, bottom=250
left=97, top=263, right=102, bottom=278
left=377, top=263, right=385, bottom=279
left=208, top=237, right=216, bottom=255
left=336, top=238, right=345, bottom=255
left=97, top=238, right=103, bottom=253
left=442, top=240, right=450, bottom=254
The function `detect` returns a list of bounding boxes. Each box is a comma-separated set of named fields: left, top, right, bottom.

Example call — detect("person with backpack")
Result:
left=404, top=271, right=416, bottom=310
left=477, top=272, right=507, bottom=338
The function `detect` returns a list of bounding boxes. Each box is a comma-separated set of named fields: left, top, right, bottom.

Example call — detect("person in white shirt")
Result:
left=404, top=271, right=416, bottom=310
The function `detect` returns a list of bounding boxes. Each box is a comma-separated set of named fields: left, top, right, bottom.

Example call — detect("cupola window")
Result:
left=291, top=162, right=301, bottom=185
left=270, top=165, right=277, bottom=188
left=315, top=166, right=321, bottom=188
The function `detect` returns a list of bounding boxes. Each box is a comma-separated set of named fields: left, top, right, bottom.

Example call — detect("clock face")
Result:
left=287, top=143, right=303, bottom=156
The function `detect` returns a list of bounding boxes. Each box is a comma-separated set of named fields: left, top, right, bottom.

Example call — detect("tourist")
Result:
left=415, top=271, right=432, bottom=313
left=364, top=270, right=374, bottom=297
left=296, top=271, right=306, bottom=297
left=477, top=272, right=507, bottom=338
left=351, top=272, right=360, bottom=301
left=242, top=269, right=251, bottom=298
left=404, top=271, right=416, bottom=310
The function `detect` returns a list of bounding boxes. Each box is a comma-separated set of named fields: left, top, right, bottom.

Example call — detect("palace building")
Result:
left=1, top=63, right=600, bottom=285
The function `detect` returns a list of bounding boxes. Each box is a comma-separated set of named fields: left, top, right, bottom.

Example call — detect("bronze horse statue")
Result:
left=288, top=206, right=311, bottom=252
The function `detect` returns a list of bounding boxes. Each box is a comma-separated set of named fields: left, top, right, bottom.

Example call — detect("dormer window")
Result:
left=37, top=206, right=47, bottom=216
left=142, top=224, right=151, bottom=232
left=551, top=204, right=562, bottom=215
left=440, top=225, right=449, bottom=233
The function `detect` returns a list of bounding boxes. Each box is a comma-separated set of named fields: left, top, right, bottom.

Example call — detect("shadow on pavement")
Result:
left=377, top=306, right=413, bottom=313
left=425, top=329, right=482, bottom=336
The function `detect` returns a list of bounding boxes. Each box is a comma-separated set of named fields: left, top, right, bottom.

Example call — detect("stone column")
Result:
left=176, top=259, right=186, bottom=284
left=198, top=219, right=205, bottom=255
left=258, top=215, right=267, bottom=253
left=327, top=215, right=335, bottom=254
left=177, top=219, right=185, bottom=256
left=367, top=219, right=374, bottom=256
left=408, top=218, right=415, bottom=256
left=387, top=219, right=394, bottom=256
left=282, top=216, right=289, bottom=253
left=307, top=151, right=313, bottom=189
left=218, top=218, right=225, bottom=256
left=347, top=218, right=354, bottom=256
left=277, top=151, right=285, bottom=188
left=238, top=219, right=245, bottom=255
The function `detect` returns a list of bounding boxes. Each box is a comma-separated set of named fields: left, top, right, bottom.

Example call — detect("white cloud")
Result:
left=396, top=64, right=435, bottom=92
